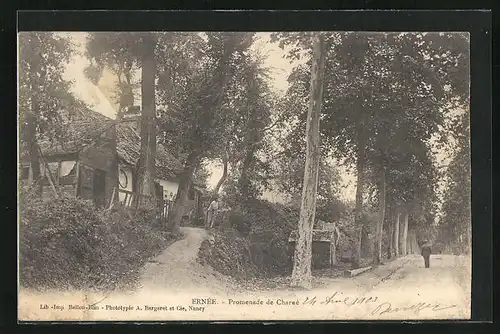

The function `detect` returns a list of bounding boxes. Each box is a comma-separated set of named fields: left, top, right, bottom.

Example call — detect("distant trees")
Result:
left=273, top=31, right=469, bottom=271
left=439, top=111, right=471, bottom=254
left=319, top=32, right=468, bottom=266
left=18, top=32, right=76, bottom=194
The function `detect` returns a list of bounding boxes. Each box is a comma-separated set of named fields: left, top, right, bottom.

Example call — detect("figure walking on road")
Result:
left=206, top=195, right=219, bottom=229
left=421, top=240, right=432, bottom=268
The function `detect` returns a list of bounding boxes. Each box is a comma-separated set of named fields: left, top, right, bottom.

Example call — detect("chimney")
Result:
left=121, top=106, right=141, bottom=132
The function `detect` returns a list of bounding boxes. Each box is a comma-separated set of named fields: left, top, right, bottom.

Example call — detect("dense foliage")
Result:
left=18, top=32, right=80, bottom=192
left=198, top=199, right=298, bottom=279
left=438, top=111, right=471, bottom=254
left=19, top=188, right=177, bottom=291
left=271, top=32, right=469, bottom=266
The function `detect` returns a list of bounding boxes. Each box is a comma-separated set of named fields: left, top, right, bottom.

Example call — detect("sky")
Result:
left=59, top=32, right=457, bottom=204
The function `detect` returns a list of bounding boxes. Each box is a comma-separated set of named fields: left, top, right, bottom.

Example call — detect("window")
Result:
left=60, top=161, right=76, bottom=177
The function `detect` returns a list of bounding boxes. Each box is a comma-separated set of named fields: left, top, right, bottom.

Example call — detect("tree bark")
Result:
left=394, top=211, right=400, bottom=257
left=388, top=210, right=394, bottom=259
left=135, top=33, right=157, bottom=208
left=330, top=222, right=339, bottom=266
left=360, top=224, right=371, bottom=258
left=352, top=131, right=366, bottom=268
left=407, top=229, right=418, bottom=254
left=401, top=212, right=409, bottom=256
left=26, top=112, right=42, bottom=195
left=466, top=217, right=472, bottom=255
left=238, top=143, right=257, bottom=200
left=290, top=33, right=326, bottom=289
left=237, top=77, right=261, bottom=200
left=213, top=154, right=228, bottom=196
left=373, top=167, right=386, bottom=265
left=168, top=152, right=198, bottom=235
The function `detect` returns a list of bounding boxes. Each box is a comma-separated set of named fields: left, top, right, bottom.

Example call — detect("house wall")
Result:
left=115, top=162, right=203, bottom=220
left=77, top=125, right=118, bottom=207
left=20, top=125, right=119, bottom=207
left=158, top=179, right=179, bottom=201
left=20, top=158, right=79, bottom=200
left=117, top=165, right=134, bottom=203
left=117, top=165, right=180, bottom=202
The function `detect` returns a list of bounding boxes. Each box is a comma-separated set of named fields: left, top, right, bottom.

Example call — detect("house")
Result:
left=19, top=106, right=206, bottom=221
left=19, top=107, right=118, bottom=208
left=115, top=107, right=206, bottom=220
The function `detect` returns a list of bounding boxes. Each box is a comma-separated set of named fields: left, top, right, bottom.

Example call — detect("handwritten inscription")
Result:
left=302, top=292, right=378, bottom=307
left=371, top=302, right=457, bottom=316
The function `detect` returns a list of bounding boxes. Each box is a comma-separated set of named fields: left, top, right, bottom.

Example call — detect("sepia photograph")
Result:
left=17, top=30, right=471, bottom=321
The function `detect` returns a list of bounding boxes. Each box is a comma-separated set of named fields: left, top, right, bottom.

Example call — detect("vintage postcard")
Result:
left=18, top=30, right=471, bottom=321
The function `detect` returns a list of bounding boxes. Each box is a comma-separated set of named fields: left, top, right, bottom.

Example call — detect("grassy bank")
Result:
left=197, top=199, right=298, bottom=282
left=19, top=189, right=179, bottom=292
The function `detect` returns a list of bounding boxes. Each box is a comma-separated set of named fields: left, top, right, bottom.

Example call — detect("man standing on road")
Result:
left=420, top=240, right=432, bottom=268
left=206, top=195, right=219, bottom=229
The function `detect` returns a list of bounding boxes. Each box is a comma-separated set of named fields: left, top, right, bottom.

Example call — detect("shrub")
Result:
left=198, top=229, right=257, bottom=279
left=198, top=199, right=299, bottom=280
left=19, top=192, right=176, bottom=291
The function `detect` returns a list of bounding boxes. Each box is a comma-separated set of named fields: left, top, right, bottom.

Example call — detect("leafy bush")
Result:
left=198, top=229, right=257, bottom=279
left=198, top=198, right=298, bottom=280
left=19, top=192, right=177, bottom=291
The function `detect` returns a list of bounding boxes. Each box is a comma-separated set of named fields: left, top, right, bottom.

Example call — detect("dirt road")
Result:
left=137, top=227, right=239, bottom=294
left=19, top=228, right=470, bottom=321
left=132, top=227, right=471, bottom=320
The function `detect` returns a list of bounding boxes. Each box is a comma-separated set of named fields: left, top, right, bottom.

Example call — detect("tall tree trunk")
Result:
left=213, top=155, right=228, bottom=196
left=24, top=38, right=43, bottom=195
left=360, top=225, right=371, bottom=258
left=466, top=218, right=472, bottom=255
left=394, top=211, right=400, bottom=257
left=135, top=33, right=157, bottom=208
left=373, top=167, right=386, bottom=265
left=290, top=33, right=326, bottom=289
left=352, top=132, right=366, bottom=268
left=237, top=77, right=260, bottom=200
left=168, top=152, right=198, bottom=235
left=238, top=143, right=256, bottom=200
left=388, top=210, right=394, bottom=259
left=330, top=222, right=338, bottom=266
left=26, top=112, right=42, bottom=195
left=401, top=212, right=409, bottom=256
left=407, top=229, right=418, bottom=254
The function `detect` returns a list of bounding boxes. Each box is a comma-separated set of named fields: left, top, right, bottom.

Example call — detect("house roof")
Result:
left=116, top=122, right=184, bottom=180
left=21, top=106, right=207, bottom=186
left=19, top=107, right=115, bottom=159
